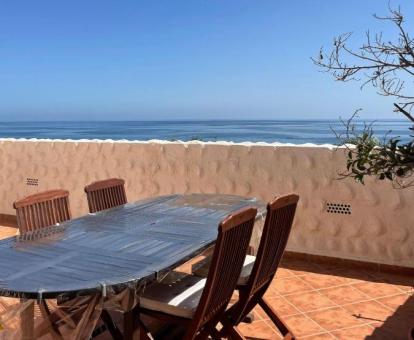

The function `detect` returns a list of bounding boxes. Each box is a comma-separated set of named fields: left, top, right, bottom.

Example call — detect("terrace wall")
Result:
left=0, top=139, right=412, bottom=268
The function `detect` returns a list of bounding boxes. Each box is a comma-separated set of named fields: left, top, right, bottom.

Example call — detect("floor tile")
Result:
left=354, top=281, right=405, bottom=298
left=320, top=285, right=370, bottom=305
left=331, top=325, right=375, bottom=339
left=263, top=319, right=286, bottom=337
left=300, top=272, right=350, bottom=289
left=342, top=301, right=395, bottom=324
left=376, top=292, right=413, bottom=311
left=284, top=290, right=336, bottom=313
left=269, top=277, right=313, bottom=296
left=299, top=332, right=335, bottom=339
left=252, top=305, right=268, bottom=320
left=262, top=296, right=300, bottom=317
left=237, top=320, right=281, bottom=339
left=274, top=267, right=294, bottom=279
left=283, top=314, right=323, bottom=337
left=307, top=306, right=365, bottom=331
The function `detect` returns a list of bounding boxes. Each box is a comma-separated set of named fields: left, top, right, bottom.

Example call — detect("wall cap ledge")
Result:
left=0, top=138, right=340, bottom=149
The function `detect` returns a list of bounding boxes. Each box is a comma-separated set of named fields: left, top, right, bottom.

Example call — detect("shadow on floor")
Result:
left=366, top=294, right=414, bottom=339
left=281, top=256, right=414, bottom=340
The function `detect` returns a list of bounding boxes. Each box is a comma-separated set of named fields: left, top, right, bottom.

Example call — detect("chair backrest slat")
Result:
left=230, top=194, right=298, bottom=324
left=250, top=194, right=298, bottom=293
left=185, top=207, right=257, bottom=339
left=13, top=190, right=71, bottom=235
left=84, top=178, right=127, bottom=213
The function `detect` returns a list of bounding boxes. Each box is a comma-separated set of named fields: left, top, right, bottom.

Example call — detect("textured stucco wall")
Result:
left=0, top=139, right=412, bottom=267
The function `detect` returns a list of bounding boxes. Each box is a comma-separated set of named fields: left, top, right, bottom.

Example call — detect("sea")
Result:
left=0, top=120, right=411, bottom=145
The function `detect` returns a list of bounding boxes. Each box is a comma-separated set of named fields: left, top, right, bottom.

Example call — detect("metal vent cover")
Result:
left=326, top=202, right=351, bottom=215
left=26, top=178, right=39, bottom=186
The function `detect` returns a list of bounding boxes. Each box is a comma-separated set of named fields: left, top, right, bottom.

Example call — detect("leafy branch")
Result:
left=313, top=4, right=414, bottom=188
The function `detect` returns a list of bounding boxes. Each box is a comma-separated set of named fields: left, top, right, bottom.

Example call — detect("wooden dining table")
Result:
left=0, top=193, right=265, bottom=339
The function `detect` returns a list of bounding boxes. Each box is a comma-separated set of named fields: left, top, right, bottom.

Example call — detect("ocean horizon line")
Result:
left=0, top=120, right=410, bottom=145
left=0, top=118, right=410, bottom=123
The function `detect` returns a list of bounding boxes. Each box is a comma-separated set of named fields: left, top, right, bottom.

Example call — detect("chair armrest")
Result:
left=191, top=255, right=212, bottom=278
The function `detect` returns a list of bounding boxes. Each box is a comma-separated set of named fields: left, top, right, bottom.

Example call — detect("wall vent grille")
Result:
left=326, top=202, right=351, bottom=215
left=26, top=178, right=39, bottom=186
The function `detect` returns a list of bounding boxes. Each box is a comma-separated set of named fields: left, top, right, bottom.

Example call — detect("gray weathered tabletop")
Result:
left=0, top=194, right=265, bottom=299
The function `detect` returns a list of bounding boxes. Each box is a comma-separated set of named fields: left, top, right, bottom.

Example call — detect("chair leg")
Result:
left=123, top=305, right=139, bottom=340
left=226, top=325, right=246, bottom=340
left=258, top=297, right=295, bottom=339
left=38, top=300, right=62, bottom=336
left=220, top=319, right=246, bottom=340
left=91, top=324, right=107, bottom=338
left=100, top=310, right=123, bottom=340
left=139, top=323, right=152, bottom=340
left=124, top=305, right=153, bottom=340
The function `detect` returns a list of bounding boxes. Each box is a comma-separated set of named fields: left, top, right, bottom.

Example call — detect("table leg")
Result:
left=20, top=299, right=34, bottom=340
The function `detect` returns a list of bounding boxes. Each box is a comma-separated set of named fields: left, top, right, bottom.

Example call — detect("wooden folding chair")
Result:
left=136, top=207, right=258, bottom=340
left=13, top=190, right=72, bottom=336
left=14, top=190, right=121, bottom=339
left=14, top=189, right=71, bottom=235
left=84, top=179, right=129, bottom=336
left=84, top=178, right=127, bottom=213
left=221, top=193, right=299, bottom=340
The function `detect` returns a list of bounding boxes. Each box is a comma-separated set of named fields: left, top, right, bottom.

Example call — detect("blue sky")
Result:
left=0, top=0, right=413, bottom=121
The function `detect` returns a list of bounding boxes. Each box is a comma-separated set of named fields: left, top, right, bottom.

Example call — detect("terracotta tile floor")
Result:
left=241, top=257, right=414, bottom=339
left=1, top=226, right=413, bottom=339
left=164, top=255, right=414, bottom=339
